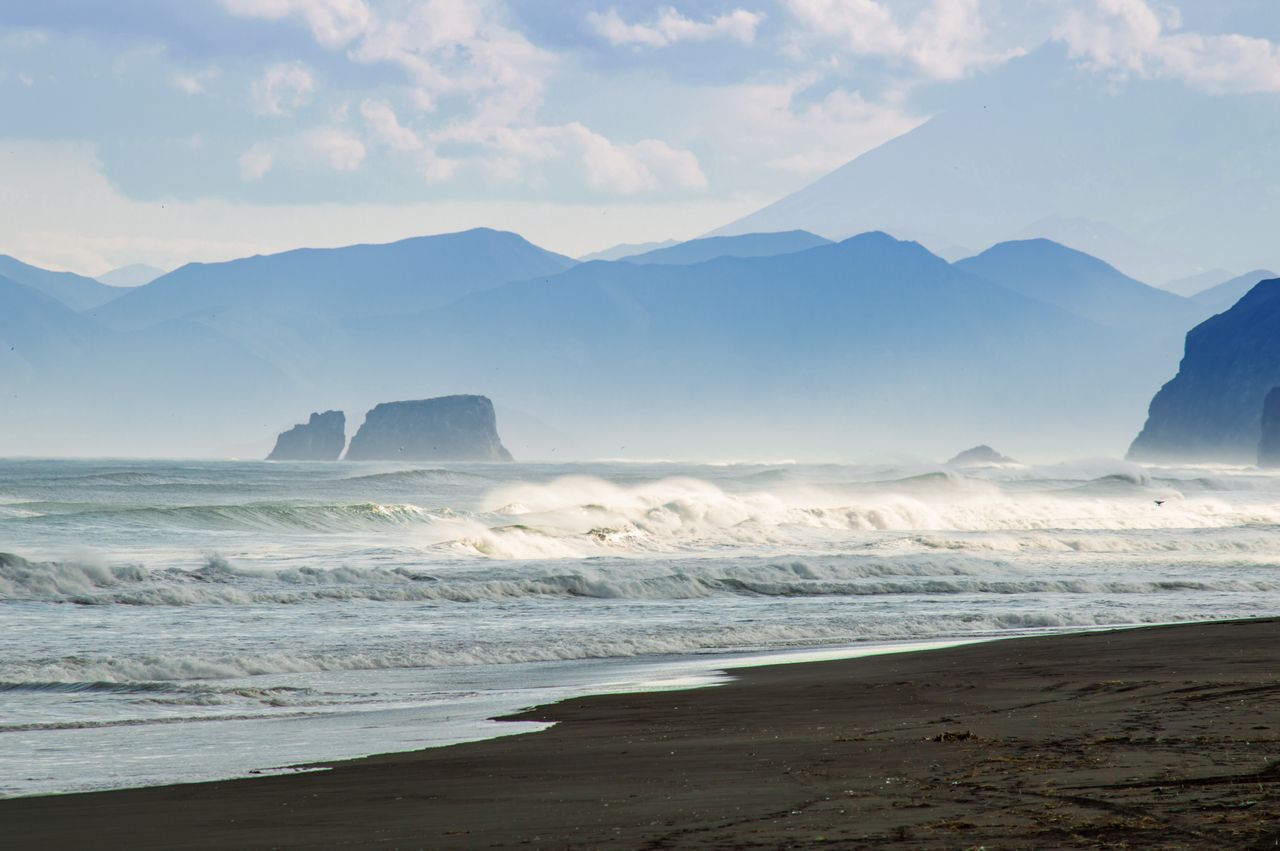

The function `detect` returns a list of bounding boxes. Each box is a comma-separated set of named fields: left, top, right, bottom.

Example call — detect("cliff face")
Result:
left=1259, top=388, right=1280, bottom=468
left=267, top=411, right=346, bottom=461
left=1128, top=279, right=1280, bottom=463
left=344, top=395, right=513, bottom=462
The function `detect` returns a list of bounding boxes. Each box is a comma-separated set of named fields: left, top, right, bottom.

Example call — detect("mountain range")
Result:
left=0, top=226, right=1220, bottom=460
left=711, top=46, right=1280, bottom=286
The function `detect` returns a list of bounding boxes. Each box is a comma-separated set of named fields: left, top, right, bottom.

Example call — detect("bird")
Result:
left=1154, top=499, right=1166, bottom=507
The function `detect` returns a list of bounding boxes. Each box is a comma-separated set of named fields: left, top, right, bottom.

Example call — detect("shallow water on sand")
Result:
left=3, top=457, right=1278, bottom=795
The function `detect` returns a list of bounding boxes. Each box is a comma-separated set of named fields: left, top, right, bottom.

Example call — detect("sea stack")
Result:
left=344, top=395, right=514, bottom=462
left=266, top=411, right=346, bottom=461
left=1128, top=278, right=1280, bottom=463
left=946, top=445, right=1016, bottom=466
left=1259, top=388, right=1280, bottom=468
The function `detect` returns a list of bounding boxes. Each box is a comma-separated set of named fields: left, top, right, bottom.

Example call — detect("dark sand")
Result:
left=6, top=619, right=1280, bottom=849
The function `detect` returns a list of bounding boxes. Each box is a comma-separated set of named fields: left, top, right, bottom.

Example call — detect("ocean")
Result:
left=3, top=457, right=1279, bottom=797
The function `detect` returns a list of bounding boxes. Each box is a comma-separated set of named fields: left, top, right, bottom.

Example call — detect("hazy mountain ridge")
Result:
left=1191, top=269, right=1279, bottom=317
left=623, top=231, right=832, bottom=266
left=97, top=228, right=576, bottom=331
left=955, top=239, right=1200, bottom=333
left=0, top=228, right=1223, bottom=459
left=0, top=255, right=123, bottom=312
left=712, top=46, right=1280, bottom=284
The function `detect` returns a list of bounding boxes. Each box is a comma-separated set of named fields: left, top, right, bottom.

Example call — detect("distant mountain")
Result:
left=0, top=255, right=122, bottom=312
left=955, top=239, right=1200, bottom=333
left=1005, top=217, right=1199, bottom=286
left=96, top=263, right=167, bottom=287
left=99, top=228, right=576, bottom=330
left=1129, top=279, right=1280, bottom=463
left=579, top=239, right=678, bottom=262
left=1163, top=268, right=1235, bottom=298
left=624, top=231, right=831, bottom=266
left=345, top=232, right=1184, bottom=459
left=1190, top=269, right=1278, bottom=316
left=711, top=46, right=1280, bottom=281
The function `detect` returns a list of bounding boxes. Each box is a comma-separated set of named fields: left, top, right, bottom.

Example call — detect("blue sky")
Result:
left=2, top=0, right=1280, bottom=273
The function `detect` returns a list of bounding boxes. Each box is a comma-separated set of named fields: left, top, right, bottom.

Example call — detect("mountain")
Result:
left=1190, top=269, right=1278, bottom=316
left=343, top=232, right=1179, bottom=459
left=1128, top=279, right=1280, bottom=463
left=96, top=263, right=167, bottom=287
left=624, top=231, right=832, bottom=266
left=1005, top=217, right=1200, bottom=286
left=98, top=228, right=576, bottom=330
left=711, top=46, right=1280, bottom=282
left=0, top=273, right=297, bottom=457
left=0, top=255, right=123, bottom=312
left=954, top=239, right=1200, bottom=333
left=579, top=239, right=678, bottom=262
left=1164, top=268, right=1235, bottom=298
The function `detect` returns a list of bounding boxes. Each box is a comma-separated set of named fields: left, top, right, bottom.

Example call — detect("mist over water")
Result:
left=3, top=457, right=1279, bottom=796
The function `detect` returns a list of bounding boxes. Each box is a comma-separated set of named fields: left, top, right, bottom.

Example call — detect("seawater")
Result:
left=3, top=457, right=1279, bottom=796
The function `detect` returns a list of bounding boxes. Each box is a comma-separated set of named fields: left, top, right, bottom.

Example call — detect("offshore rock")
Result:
left=1129, top=279, right=1280, bottom=463
left=345, top=395, right=513, bottom=462
left=266, top=411, right=345, bottom=461
left=1258, top=388, right=1280, bottom=468
left=946, top=445, right=1016, bottom=466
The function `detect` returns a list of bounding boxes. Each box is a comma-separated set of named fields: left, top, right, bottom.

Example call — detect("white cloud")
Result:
left=251, top=61, right=315, bottom=116
left=171, top=67, right=220, bottom=95
left=360, top=98, right=421, bottom=151
left=304, top=127, right=366, bottom=171
left=587, top=7, right=764, bottom=48
left=786, top=0, right=1023, bottom=79
left=238, top=143, right=275, bottom=180
left=0, top=140, right=756, bottom=272
left=1056, top=0, right=1280, bottom=94
left=565, top=123, right=708, bottom=194
left=220, top=0, right=371, bottom=47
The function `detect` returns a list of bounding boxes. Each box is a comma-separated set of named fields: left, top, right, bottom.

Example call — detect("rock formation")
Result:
left=267, top=411, right=346, bottom=461
left=344, top=395, right=513, bottom=462
left=1128, top=279, right=1280, bottom=463
left=946, top=445, right=1016, bottom=466
left=1259, top=388, right=1280, bottom=468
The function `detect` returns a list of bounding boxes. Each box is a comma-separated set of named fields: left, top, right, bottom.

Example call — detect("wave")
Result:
left=7, top=551, right=1280, bottom=607
left=341, top=468, right=492, bottom=486
left=22, top=501, right=447, bottom=532
left=0, top=608, right=1213, bottom=689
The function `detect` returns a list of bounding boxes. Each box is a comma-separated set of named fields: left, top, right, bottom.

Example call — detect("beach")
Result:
left=6, top=618, right=1279, bottom=849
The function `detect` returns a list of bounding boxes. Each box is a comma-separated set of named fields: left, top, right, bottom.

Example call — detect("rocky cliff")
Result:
left=1128, top=279, right=1280, bottom=463
left=1259, top=388, right=1280, bottom=468
left=266, top=411, right=346, bottom=461
left=344, top=395, right=513, bottom=462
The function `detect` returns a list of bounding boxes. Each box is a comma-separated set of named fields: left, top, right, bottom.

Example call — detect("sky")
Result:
left=2, top=0, right=1280, bottom=274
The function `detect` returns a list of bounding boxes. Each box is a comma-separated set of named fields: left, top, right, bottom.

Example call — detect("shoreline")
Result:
left=6, top=617, right=1280, bottom=848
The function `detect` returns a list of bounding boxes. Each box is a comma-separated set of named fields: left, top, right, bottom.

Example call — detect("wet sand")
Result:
left=5, top=618, right=1280, bottom=849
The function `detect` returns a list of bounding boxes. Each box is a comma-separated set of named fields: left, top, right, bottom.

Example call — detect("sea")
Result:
left=3, top=456, right=1279, bottom=797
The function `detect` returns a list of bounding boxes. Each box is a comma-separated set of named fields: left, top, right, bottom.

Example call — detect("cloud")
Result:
left=220, top=0, right=371, bottom=47
left=0, top=139, right=756, bottom=272
left=251, top=60, right=315, bottom=115
left=360, top=98, right=421, bottom=151
left=707, top=77, right=925, bottom=177
left=304, top=127, right=366, bottom=171
left=238, top=142, right=275, bottom=180
left=786, top=0, right=1023, bottom=79
left=170, top=67, right=219, bottom=95
left=565, top=123, right=708, bottom=193
left=1056, top=0, right=1280, bottom=94
left=587, top=7, right=764, bottom=48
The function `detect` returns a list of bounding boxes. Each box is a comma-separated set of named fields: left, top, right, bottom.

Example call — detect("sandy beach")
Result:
left=5, top=618, right=1280, bottom=849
